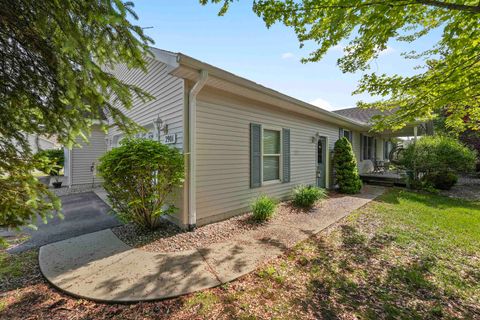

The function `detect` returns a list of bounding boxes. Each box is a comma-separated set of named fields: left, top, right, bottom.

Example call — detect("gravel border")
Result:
left=112, top=193, right=340, bottom=253
left=440, top=175, right=480, bottom=201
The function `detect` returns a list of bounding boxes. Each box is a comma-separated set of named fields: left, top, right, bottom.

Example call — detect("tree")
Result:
left=435, top=110, right=480, bottom=170
left=0, top=1, right=152, bottom=229
left=98, top=139, right=185, bottom=229
left=202, top=0, right=480, bottom=133
left=399, top=135, right=477, bottom=190
left=333, top=137, right=362, bottom=194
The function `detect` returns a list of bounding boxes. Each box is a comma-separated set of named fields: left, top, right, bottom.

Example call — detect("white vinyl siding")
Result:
left=195, top=88, right=341, bottom=225
left=70, top=125, right=106, bottom=186
left=107, top=58, right=184, bottom=150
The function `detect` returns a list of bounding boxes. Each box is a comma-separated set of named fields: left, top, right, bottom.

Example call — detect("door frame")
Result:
left=315, top=135, right=330, bottom=189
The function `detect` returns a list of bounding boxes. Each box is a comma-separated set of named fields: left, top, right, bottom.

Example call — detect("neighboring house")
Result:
left=66, top=48, right=421, bottom=229
left=25, top=134, right=59, bottom=153
left=63, top=125, right=106, bottom=188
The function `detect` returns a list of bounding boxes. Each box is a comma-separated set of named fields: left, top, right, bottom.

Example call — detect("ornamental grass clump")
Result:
left=333, top=137, right=362, bottom=194
left=98, top=138, right=184, bottom=230
left=251, top=195, right=277, bottom=222
left=292, top=185, right=327, bottom=208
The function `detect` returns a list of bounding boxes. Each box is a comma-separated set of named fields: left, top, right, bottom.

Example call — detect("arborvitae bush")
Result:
left=333, top=137, right=362, bottom=194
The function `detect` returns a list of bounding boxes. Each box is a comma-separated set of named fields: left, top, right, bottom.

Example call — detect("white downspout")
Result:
left=188, top=70, right=208, bottom=230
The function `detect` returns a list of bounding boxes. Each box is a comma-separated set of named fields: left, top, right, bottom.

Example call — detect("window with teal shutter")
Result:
left=251, top=124, right=291, bottom=187
left=263, top=129, right=281, bottom=181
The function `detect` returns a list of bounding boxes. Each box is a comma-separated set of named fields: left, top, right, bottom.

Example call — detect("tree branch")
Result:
left=415, top=0, right=480, bottom=13
left=264, top=0, right=480, bottom=13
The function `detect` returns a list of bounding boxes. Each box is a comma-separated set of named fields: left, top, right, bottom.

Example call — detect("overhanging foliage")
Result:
left=0, top=0, right=152, bottom=228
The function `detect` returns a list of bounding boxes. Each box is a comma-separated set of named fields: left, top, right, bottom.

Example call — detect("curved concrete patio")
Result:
left=39, top=185, right=385, bottom=302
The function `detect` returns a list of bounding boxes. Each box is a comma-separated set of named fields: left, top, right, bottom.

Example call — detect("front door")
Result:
left=316, top=137, right=327, bottom=188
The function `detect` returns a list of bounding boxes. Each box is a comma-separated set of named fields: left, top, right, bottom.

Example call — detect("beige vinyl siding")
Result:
left=105, top=58, right=186, bottom=225
left=107, top=58, right=185, bottom=150
left=377, top=137, right=385, bottom=160
left=70, top=125, right=106, bottom=186
left=351, top=131, right=362, bottom=170
left=195, top=88, right=340, bottom=225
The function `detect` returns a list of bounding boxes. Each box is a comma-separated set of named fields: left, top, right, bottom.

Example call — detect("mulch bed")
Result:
left=112, top=192, right=342, bottom=253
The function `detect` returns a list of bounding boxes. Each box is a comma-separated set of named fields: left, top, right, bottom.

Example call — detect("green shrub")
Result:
left=333, top=137, right=362, bottom=194
left=292, top=185, right=327, bottom=208
left=251, top=195, right=277, bottom=221
left=424, top=171, right=458, bottom=190
left=400, top=135, right=476, bottom=190
left=98, top=138, right=184, bottom=229
left=34, top=149, right=64, bottom=176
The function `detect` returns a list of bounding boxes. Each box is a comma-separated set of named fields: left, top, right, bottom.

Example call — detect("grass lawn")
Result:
left=1, top=189, right=479, bottom=319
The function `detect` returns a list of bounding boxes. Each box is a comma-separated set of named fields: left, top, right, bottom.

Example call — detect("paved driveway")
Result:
left=8, top=192, right=121, bottom=253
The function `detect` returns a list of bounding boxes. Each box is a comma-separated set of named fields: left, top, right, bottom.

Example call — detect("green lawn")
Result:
left=181, top=189, right=480, bottom=319
left=1, top=189, right=479, bottom=319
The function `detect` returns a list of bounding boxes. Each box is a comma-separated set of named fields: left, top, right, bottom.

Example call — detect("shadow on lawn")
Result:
left=297, top=223, right=480, bottom=319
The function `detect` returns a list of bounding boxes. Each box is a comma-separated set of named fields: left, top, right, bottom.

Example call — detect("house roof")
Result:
left=333, top=107, right=395, bottom=125
left=149, top=47, right=370, bottom=131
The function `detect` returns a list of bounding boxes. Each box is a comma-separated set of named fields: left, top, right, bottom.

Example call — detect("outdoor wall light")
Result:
left=154, top=115, right=169, bottom=135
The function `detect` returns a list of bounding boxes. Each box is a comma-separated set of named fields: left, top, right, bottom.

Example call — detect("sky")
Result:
left=131, top=1, right=439, bottom=111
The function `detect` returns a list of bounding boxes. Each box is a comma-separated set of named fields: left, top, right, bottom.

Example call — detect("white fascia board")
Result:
left=170, top=53, right=369, bottom=131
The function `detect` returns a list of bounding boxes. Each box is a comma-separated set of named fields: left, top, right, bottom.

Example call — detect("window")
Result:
left=343, top=129, right=352, bottom=142
left=262, top=129, right=281, bottom=182
left=384, top=141, right=393, bottom=160
left=362, top=135, right=375, bottom=160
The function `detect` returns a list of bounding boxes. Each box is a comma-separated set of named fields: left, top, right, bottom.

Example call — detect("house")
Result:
left=25, top=133, right=59, bottom=153
left=64, top=48, right=420, bottom=229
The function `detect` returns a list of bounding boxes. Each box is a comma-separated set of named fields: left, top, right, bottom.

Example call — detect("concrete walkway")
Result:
left=39, top=186, right=385, bottom=302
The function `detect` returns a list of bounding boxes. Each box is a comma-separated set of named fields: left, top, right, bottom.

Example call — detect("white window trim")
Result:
left=261, top=126, right=283, bottom=185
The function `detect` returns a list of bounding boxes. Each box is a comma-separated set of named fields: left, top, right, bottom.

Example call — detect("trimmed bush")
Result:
left=400, top=135, right=476, bottom=190
left=333, top=137, right=362, bottom=194
left=98, top=138, right=184, bottom=229
left=251, top=195, right=277, bottom=221
left=424, top=171, right=458, bottom=190
left=34, top=149, right=64, bottom=176
left=292, top=185, right=327, bottom=208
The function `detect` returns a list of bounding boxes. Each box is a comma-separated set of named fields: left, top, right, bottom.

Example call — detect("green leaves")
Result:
left=97, top=139, right=185, bottom=229
left=400, top=135, right=477, bottom=175
left=333, top=137, right=362, bottom=194
left=1, top=0, right=152, bottom=229
left=202, top=0, right=480, bottom=133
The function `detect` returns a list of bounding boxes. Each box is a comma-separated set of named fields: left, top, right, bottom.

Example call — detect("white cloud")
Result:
left=310, top=98, right=333, bottom=111
left=330, top=44, right=345, bottom=52
left=377, top=46, right=395, bottom=56
left=281, top=52, right=295, bottom=59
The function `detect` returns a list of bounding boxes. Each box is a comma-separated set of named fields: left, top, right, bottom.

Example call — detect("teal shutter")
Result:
left=282, top=128, right=290, bottom=183
left=250, top=123, right=262, bottom=188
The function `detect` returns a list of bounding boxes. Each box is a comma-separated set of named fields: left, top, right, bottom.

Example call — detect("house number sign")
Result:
left=164, top=133, right=177, bottom=145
